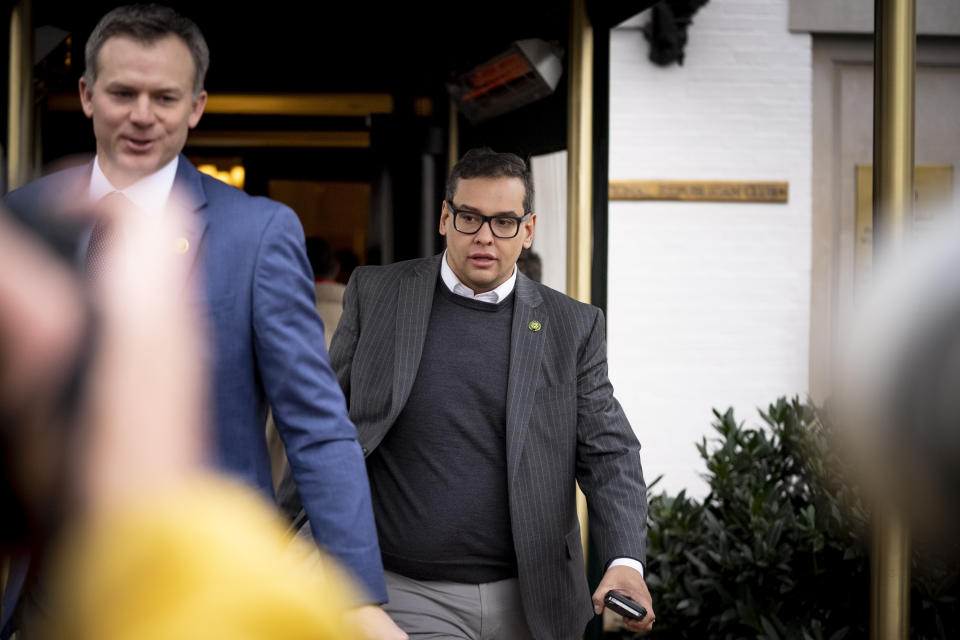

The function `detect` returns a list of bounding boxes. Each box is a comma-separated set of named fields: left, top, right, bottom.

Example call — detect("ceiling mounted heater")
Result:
left=447, top=39, right=564, bottom=124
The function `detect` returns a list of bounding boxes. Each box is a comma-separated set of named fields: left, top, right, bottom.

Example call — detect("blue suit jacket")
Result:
left=2, top=156, right=387, bottom=605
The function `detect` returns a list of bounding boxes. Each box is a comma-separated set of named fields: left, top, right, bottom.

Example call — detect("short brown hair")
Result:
left=445, top=148, right=534, bottom=214
left=84, top=4, right=209, bottom=97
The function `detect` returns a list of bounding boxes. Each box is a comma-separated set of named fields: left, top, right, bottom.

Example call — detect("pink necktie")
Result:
left=85, top=191, right=135, bottom=281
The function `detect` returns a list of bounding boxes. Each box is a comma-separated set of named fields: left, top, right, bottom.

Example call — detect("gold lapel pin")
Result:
left=173, top=237, right=190, bottom=254
left=528, top=320, right=542, bottom=332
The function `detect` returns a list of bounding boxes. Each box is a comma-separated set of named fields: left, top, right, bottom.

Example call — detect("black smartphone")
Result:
left=604, top=590, right=647, bottom=621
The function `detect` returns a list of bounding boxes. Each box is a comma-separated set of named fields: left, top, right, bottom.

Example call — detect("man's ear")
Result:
left=522, top=213, right=537, bottom=249
left=438, top=200, right=450, bottom=236
left=188, top=90, right=208, bottom=128
left=79, top=77, right=95, bottom=118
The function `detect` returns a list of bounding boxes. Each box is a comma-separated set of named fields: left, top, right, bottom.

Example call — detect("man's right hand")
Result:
left=344, top=605, right=408, bottom=640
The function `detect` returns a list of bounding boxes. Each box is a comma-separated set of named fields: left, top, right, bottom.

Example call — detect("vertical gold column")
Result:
left=0, top=0, right=24, bottom=574
left=872, top=0, right=915, bottom=257
left=7, top=0, right=34, bottom=191
left=871, top=510, right=911, bottom=639
left=567, top=0, right=593, bottom=305
left=568, top=0, right=593, bottom=563
left=870, top=1, right=914, bottom=638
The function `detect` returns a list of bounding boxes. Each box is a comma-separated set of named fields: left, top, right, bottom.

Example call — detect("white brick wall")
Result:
left=608, top=0, right=813, bottom=497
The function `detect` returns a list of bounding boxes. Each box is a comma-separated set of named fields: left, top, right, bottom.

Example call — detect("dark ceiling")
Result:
left=8, top=1, right=658, bottom=267
left=19, top=1, right=656, bottom=164
left=28, top=1, right=655, bottom=94
left=31, top=1, right=574, bottom=94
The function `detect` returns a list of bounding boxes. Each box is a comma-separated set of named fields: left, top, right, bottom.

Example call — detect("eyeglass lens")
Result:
left=454, top=212, right=521, bottom=238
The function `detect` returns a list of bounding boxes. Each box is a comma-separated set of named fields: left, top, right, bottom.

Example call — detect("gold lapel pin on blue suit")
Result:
left=528, top=320, right=542, bottom=332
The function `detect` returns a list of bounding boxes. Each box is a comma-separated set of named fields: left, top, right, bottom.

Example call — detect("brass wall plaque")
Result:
left=609, top=180, right=788, bottom=203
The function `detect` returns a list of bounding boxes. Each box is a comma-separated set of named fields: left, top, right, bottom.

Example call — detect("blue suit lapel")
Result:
left=170, top=156, right=210, bottom=278
left=506, top=273, right=545, bottom=480
left=390, top=254, right=441, bottom=422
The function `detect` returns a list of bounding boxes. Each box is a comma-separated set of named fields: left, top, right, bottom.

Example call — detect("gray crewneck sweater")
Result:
left=367, top=280, right=518, bottom=583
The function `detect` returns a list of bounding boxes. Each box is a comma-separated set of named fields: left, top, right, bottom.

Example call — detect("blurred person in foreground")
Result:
left=2, top=4, right=401, bottom=638
left=322, top=148, right=654, bottom=638
left=0, top=201, right=362, bottom=639
left=836, top=223, right=960, bottom=554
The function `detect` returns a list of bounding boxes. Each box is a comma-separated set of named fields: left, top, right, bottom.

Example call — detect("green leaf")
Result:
left=683, top=550, right=711, bottom=576
left=760, top=615, right=781, bottom=639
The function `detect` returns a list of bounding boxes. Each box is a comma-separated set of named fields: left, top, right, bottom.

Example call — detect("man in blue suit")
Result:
left=2, top=5, right=404, bottom=639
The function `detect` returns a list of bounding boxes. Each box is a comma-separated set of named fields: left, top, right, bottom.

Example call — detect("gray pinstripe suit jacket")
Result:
left=329, top=254, right=647, bottom=639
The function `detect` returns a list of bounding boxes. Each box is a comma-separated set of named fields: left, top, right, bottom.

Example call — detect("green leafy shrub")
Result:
left=639, top=397, right=959, bottom=639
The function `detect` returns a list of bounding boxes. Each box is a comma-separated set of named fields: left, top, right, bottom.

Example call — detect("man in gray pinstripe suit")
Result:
left=329, top=148, right=654, bottom=639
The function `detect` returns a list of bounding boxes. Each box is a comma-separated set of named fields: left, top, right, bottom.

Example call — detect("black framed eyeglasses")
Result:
left=446, top=201, right=531, bottom=239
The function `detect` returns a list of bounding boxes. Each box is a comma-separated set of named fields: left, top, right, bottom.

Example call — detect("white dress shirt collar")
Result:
left=89, top=155, right=179, bottom=214
left=440, top=250, right=517, bottom=304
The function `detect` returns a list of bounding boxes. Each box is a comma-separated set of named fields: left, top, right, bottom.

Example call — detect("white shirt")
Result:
left=440, top=249, right=517, bottom=303
left=438, top=250, right=645, bottom=580
left=89, top=155, right=179, bottom=214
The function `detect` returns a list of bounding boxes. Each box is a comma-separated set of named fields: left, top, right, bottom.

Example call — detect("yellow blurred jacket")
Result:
left=36, top=475, right=363, bottom=640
